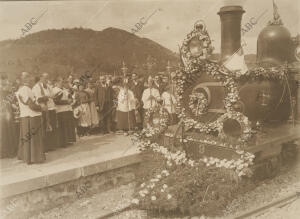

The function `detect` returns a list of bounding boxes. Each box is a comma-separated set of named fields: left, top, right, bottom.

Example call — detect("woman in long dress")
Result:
left=77, top=84, right=92, bottom=136
left=53, top=78, right=76, bottom=147
left=63, top=81, right=76, bottom=143
left=116, top=80, right=136, bottom=135
left=32, top=74, right=59, bottom=152
left=85, top=82, right=99, bottom=128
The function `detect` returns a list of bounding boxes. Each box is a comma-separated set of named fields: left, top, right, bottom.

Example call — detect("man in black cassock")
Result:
left=95, top=76, right=114, bottom=134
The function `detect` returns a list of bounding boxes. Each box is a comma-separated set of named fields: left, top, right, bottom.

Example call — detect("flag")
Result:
left=269, top=0, right=283, bottom=25
left=223, top=46, right=248, bottom=75
left=273, top=0, right=280, bottom=21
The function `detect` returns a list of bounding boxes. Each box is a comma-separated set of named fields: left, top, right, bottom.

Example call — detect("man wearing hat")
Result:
left=130, top=73, right=144, bottom=129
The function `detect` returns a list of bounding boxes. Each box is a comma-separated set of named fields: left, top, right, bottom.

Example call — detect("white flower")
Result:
left=188, top=160, right=195, bottom=166
left=161, top=189, right=164, bottom=193
left=162, top=170, right=169, bottom=175
left=163, top=184, right=168, bottom=189
left=139, top=191, right=145, bottom=197
left=167, top=194, right=172, bottom=200
left=131, top=199, right=139, bottom=204
left=151, top=196, right=157, bottom=201
left=167, top=161, right=172, bottom=167
left=156, top=174, right=162, bottom=179
left=140, top=183, right=145, bottom=188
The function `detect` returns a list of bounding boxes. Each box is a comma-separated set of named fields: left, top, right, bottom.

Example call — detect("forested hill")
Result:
left=0, top=27, right=179, bottom=79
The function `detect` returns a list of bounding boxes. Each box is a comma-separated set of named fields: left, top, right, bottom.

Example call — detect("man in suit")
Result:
left=130, top=73, right=144, bottom=129
left=95, top=76, right=114, bottom=134
left=153, top=75, right=164, bottom=95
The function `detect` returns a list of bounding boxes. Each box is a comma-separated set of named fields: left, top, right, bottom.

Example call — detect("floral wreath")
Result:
left=188, top=92, right=209, bottom=116
left=180, top=20, right=214, bottom=72
left=143, top=106, right=170, bottom=138
left=215, top=111, right=252, bottom=142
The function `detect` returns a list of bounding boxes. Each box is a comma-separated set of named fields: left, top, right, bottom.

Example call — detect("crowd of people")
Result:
left=0, top=70, right=178, bottom=164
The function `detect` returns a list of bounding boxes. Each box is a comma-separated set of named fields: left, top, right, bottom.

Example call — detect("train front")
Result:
left=160, top=3, right=300, bottom=177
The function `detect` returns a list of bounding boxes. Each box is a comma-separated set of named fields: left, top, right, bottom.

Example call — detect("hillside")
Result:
left=0, top=27, right=257, bottom=80
left=0, top=27, right=179, bottom=79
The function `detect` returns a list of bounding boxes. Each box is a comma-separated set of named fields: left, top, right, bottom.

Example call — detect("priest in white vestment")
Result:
left=141, top=77, right=160, bottom=110
left=116, top=80, right=136, bottom=134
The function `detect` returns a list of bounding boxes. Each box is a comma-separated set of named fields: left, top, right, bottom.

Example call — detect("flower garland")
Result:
left=133, top=138, right=253, bottom=177
left=131, top=138, right=255, bottom=206
left=174, top=60, right=287, bottom=145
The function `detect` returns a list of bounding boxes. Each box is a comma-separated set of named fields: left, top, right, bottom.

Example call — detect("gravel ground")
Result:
left=29, top=183, right=135, bottom=219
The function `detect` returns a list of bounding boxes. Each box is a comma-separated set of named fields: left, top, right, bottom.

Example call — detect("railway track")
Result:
left=234, top=191, right=300, bottom=219
left=100, top=192, right=300, bottom=219
left=99, top=181, right=300, bottom=219
left=97, top=205, right=134, bottom=219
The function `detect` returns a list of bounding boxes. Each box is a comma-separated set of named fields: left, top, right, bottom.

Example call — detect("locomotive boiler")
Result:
left=159, top=3, right=300, bottom=178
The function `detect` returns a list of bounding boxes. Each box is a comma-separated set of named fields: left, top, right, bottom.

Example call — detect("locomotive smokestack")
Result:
left=218, top=6, right=245, bottom=63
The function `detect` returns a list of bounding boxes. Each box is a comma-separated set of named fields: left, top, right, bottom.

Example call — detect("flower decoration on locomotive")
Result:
left=180, top=20, right=214, bottom=71
left=143, top=106, right=170, bottom=138
left=175, top=20, right=289, bottom=145
left=188, top=91, right=209, bottom=116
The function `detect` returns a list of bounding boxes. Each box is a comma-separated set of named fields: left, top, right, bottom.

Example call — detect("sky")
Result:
left=0, top=0, right=299, bottom=54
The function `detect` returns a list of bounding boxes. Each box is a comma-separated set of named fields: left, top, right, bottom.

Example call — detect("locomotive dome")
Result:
left=257, top=12, right=293, bottom=66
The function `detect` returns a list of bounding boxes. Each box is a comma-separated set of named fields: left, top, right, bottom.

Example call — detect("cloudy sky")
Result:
left=0, top=0, right=299, bottom=54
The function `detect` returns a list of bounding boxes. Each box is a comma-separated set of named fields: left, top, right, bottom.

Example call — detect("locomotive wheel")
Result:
left=281, top=143, right=298, bottom=164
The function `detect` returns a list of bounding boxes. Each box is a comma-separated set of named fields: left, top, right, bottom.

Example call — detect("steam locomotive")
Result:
left=160, top=5, right=300, bottom=178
